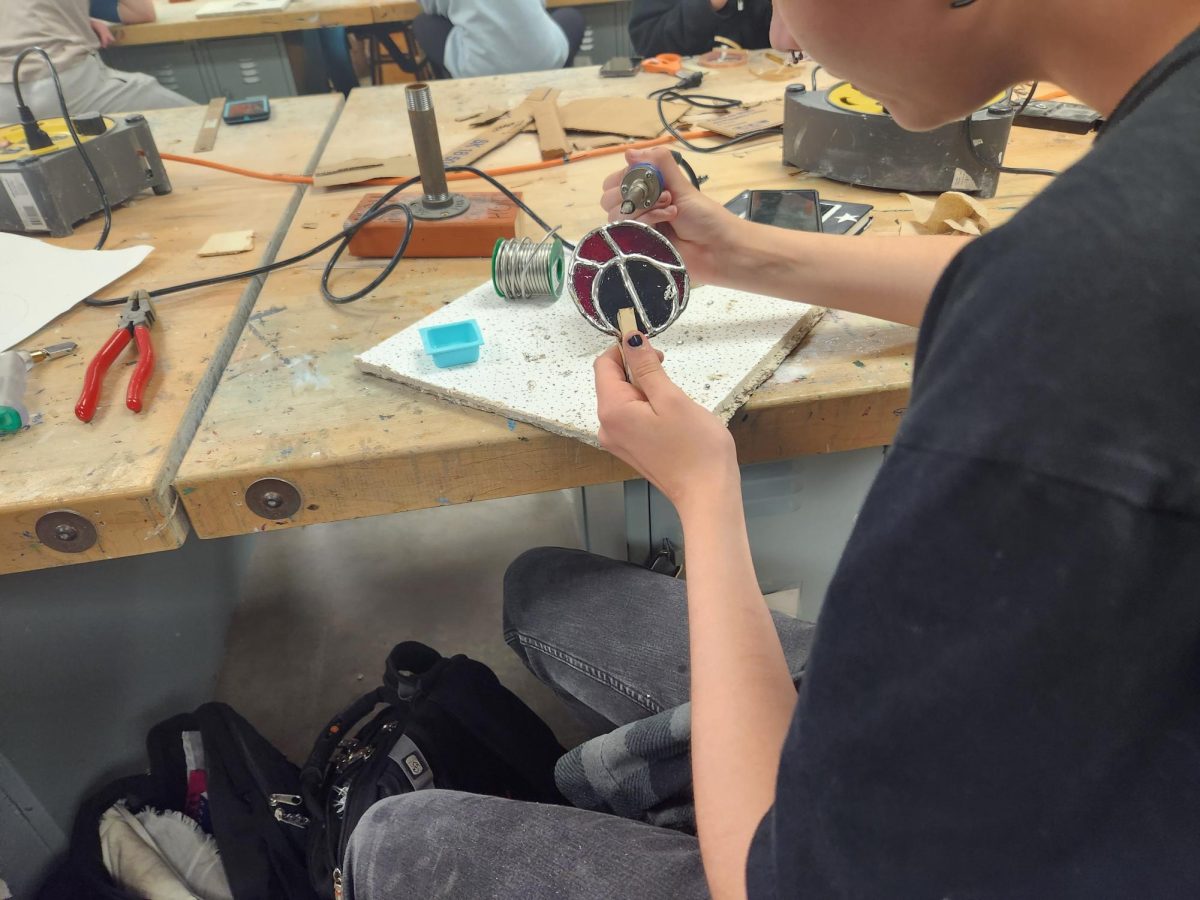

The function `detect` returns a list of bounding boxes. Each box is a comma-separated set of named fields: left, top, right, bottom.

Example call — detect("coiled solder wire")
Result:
left=492, top=229, right=564, bottom=300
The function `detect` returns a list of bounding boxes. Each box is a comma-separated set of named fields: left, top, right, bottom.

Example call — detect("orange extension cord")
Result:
left=156, top=84, right=1069, bottom=188
left=159, top=129, right=720, bottom=187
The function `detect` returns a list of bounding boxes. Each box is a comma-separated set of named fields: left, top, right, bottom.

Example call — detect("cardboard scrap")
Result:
left=456, top=107, right=508, bottom=125
left=692, top=99, right=785, bottom=138
left=899, top=192, right=992, bottom=236
left=557, top=97, right=688, bottom=139
left=443, top=105, right=534, bottom=168
left=571, top=134, right=627, bottom=152
left=526, top=87, right=569, bottom=161
left=313, top=155, right=417, bottom=188
left=443, top=95, right=689, bottom=167
left=198, top=229, right=255, bottom=257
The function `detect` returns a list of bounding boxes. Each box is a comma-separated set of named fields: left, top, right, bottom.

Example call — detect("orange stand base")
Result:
left=345, top=191, right=522, bottom=259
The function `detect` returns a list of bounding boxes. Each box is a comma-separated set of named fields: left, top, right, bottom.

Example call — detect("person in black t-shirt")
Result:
left=630, top=0, right=774, bottom=57
left=592, top=1, right=1200, bottom=898
left=347, top=3, right=1200, bottom=898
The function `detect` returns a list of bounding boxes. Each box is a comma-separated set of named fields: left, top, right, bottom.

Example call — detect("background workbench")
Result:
left=103, top=0, right=636, bottom=104
left=0, top=94, right=342, bottom=574
left=175, top=64, right=1093, bottom=539
left=115, top=0, right=622, bottom=45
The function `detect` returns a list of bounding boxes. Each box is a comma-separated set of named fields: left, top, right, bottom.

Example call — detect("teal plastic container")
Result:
left=419, top=319, right=484, bottom=368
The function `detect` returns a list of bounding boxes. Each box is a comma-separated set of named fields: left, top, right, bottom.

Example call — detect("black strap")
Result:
left=194, top=705, right=315, bottom=900
left=299, top=685, right=391, bottom=821
left=383, top=641, right=447, bottom=699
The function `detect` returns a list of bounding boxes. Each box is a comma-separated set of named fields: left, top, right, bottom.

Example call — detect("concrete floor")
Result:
left=214, top=490, right=598, bottom=761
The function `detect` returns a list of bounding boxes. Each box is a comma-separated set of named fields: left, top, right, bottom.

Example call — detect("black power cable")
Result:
left=964, top=81, right=1059, bottom=179
left=1012, top=79, right=1040, bottom=118
left=654, top=89, right=783, bottom=154
left=85, top=166, right=572, bottom=307
left=13, top=49, right=569, bottom=308
left=12, top=47, right=113, bottom=250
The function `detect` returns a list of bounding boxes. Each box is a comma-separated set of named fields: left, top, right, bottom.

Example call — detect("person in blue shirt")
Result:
left=0, top=0, right=193, bottom=125
left=412, top=0, right=585, bottom=79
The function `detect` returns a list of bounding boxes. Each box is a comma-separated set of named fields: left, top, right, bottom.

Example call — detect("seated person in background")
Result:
left=0, top=0, right=194, bottom=125
left=630, top=0, right=773, bottom=57
left=413, top=0, right=585, bottom=79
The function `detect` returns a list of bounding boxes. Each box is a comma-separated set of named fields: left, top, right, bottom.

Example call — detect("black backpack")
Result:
left=300, top=641, right=566, bottom=899
left=37, top=703, right=317, bottom=900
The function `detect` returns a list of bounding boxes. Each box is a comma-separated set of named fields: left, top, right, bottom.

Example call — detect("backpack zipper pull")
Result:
left=269, top=793, right=303, bottom=807
left=274, top=807, right=311, bottom=828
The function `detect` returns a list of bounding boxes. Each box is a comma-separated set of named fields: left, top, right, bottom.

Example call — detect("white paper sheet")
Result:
left=196, top=0, right=292, bottom=18
left=0, top=234, right=153, bottom=352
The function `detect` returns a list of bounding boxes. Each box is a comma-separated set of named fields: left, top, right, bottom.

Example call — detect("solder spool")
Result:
left=491, top=231, right=565, bottom=300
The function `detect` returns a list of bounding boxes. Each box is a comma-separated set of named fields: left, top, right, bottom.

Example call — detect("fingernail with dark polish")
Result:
left=627, top=333, right=644, bottom=348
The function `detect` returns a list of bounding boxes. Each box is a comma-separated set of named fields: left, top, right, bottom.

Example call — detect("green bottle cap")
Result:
left=0, top=406, right=23, bottom=433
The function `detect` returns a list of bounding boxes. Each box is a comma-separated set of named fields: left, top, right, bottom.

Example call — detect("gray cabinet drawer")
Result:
left=197, top=35, right=297, bottom=98
left=101, top=42, right=212, bottom=103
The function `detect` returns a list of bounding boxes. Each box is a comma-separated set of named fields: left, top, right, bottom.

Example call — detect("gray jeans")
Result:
left=0, top=52, right=193, bottom=124
left=345, top=547, right=816, bottom=899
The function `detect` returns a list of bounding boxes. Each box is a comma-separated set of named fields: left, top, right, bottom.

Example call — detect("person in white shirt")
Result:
left=413, top=0, right=585, bottom=79
left=0, top=0, right=193, bottom=126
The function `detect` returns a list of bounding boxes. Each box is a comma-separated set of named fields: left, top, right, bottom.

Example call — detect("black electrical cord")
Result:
left=84, top=165, right=572, bottom=307
left=1012, top=79, right=1040, bottom=118
left=670, top=151, right=704, bottom=190
left=963, top=82, right=1059, bottom=179
left=648, top=70, right=705, bottom=99
left=655, top=90, right=783, bottom=153
left=12, top=47, right=112, bottom=250
left=963, top=119, right=1060, bottom=178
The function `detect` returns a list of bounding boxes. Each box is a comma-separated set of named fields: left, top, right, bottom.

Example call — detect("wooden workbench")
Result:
left=174, top=65, right=1092, bottom=538
left=116, top=0, right=620, bottom=46
left=0, top=94, right=342, bottom=574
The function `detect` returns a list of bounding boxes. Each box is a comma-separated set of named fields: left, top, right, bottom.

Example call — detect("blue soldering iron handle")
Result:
left=0, top=350, right=32, bottom=433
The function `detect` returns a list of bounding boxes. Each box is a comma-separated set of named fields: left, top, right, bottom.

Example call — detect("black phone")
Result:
left=223, top=96, right=271, bottom=125
left=600, top=57, right=642, bottom=78
left=724, top=189, right=823, bottom=233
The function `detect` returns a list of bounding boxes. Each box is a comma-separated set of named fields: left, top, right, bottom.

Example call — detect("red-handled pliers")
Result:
left=75, top=290, right=157, bottom=423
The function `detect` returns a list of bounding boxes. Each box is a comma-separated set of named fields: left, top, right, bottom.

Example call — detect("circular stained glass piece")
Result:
left=568, top=220, right=690, bottom=337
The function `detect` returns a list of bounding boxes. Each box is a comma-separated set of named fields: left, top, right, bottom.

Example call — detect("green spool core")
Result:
left=0, top=407, right=23, bottom=433
left=491, top=237, right=507, bottom=298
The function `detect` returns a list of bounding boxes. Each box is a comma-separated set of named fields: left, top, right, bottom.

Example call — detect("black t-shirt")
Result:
left=747, top=28, right=1200, bottom=900
left=629, top=0, right=773, bottom=57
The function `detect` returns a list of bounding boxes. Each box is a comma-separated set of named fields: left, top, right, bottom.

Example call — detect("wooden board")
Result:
left=356, top=282, right=823, bottom=446
left=115, top=0, right=376, bottom=45
left=193, top=98, right=224, bottom=153
left=175, top=64, right=1093, bottom=540
left=0, top=94, right=342, bottom=574
left=115, top=0, right=621, bottom=46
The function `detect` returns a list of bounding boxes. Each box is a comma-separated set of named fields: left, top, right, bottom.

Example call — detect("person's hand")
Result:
left=595, top=327, right=739, bottom=520
left=89, top=18, right=116, bottom=48
left=600, top=147, right=744, bottom=286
